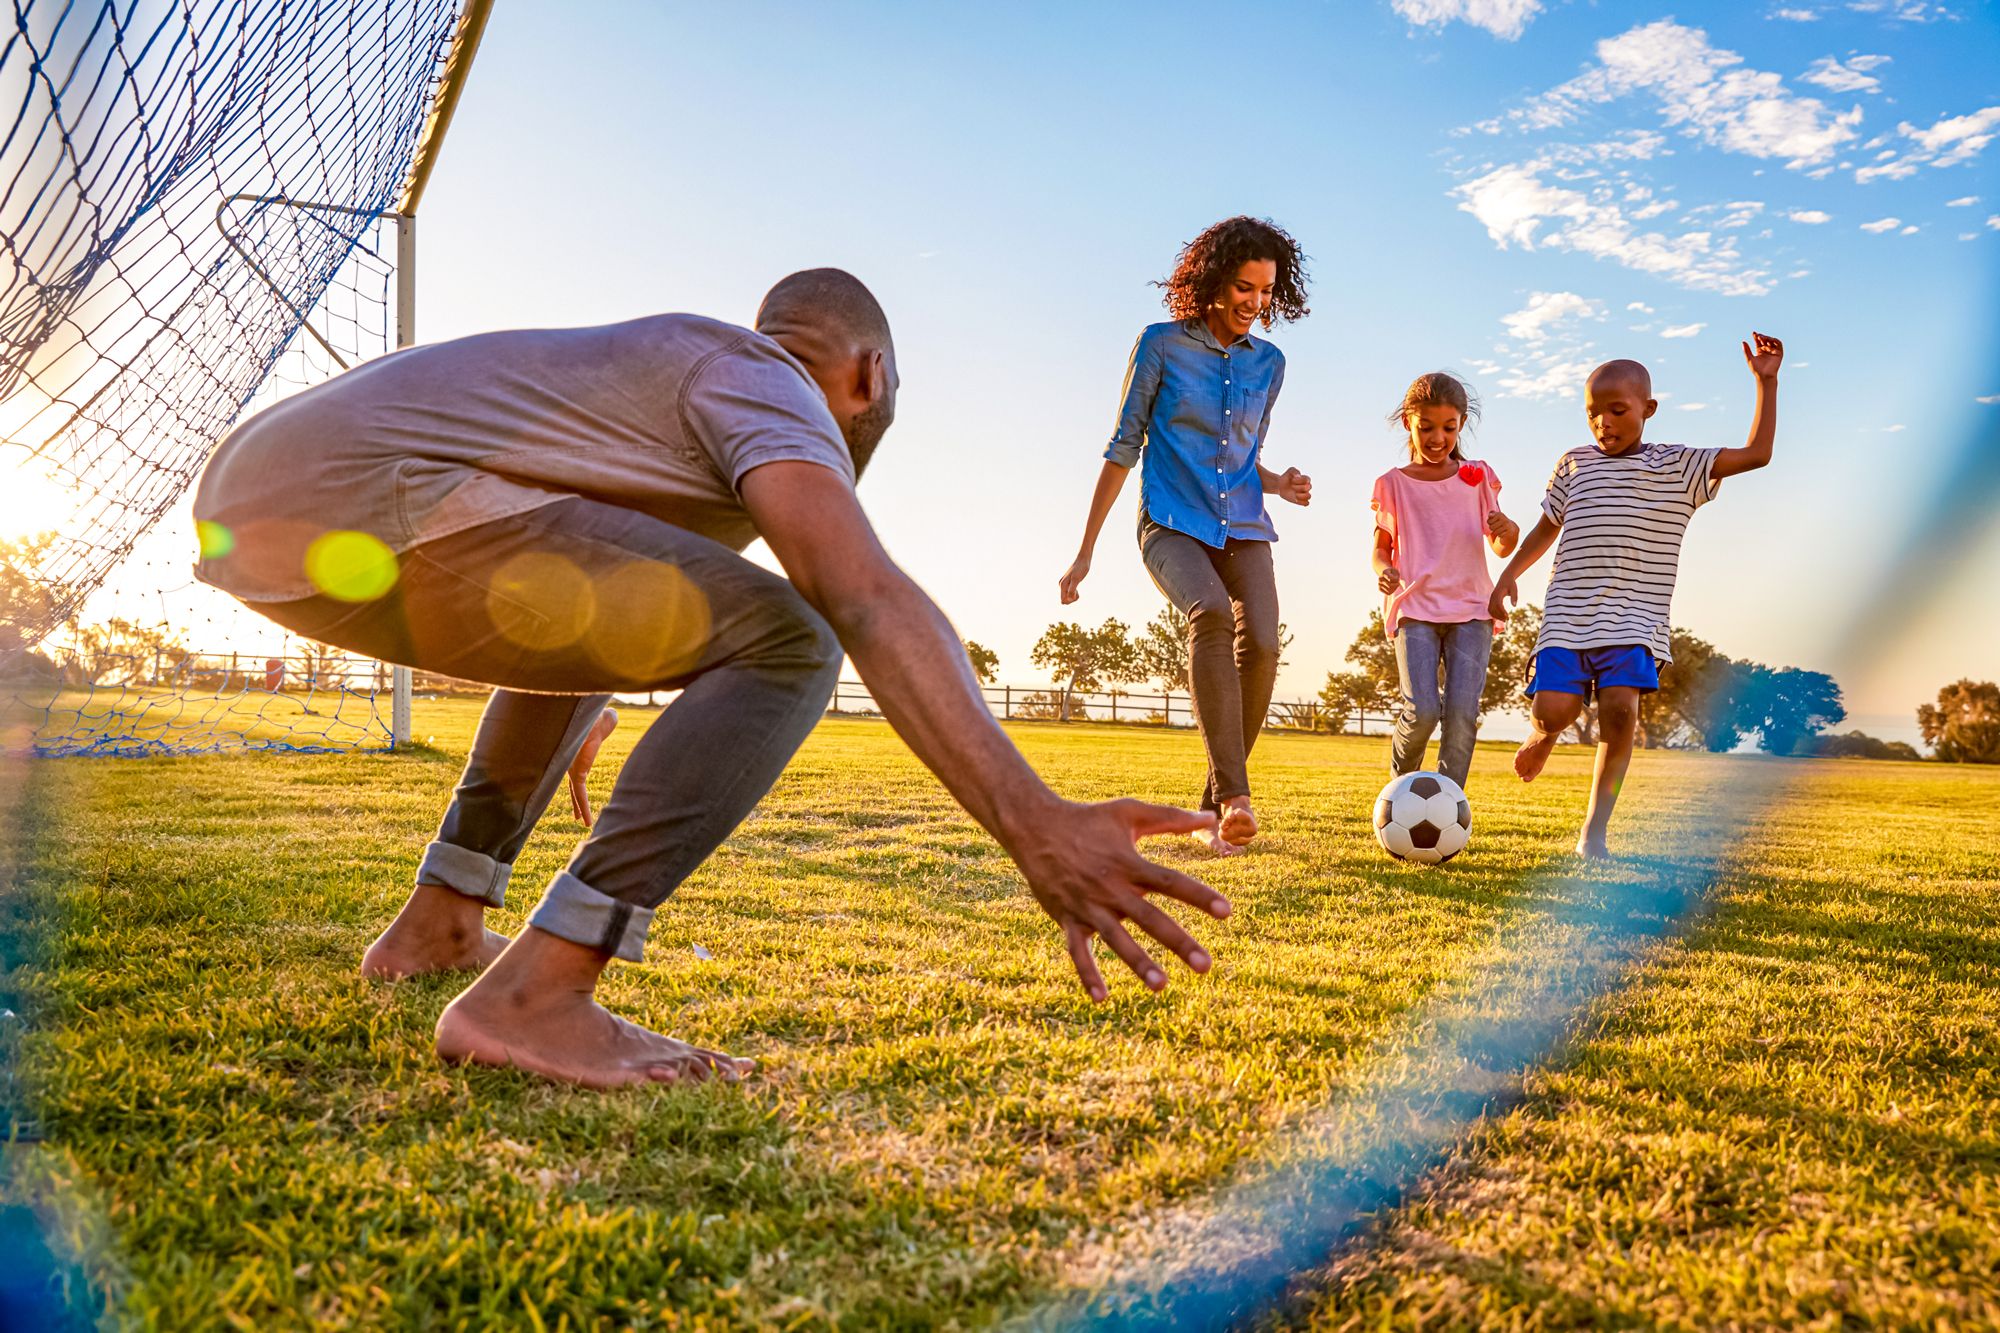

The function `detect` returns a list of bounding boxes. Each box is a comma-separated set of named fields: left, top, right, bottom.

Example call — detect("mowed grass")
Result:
left=0, top=701, right=1994, bottom=1329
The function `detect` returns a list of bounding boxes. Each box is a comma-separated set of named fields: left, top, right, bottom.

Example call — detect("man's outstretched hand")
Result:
left=1010, top=798, right=1232, bottom=1001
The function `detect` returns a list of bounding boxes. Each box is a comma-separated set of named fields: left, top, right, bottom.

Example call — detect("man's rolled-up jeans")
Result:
left=238, top=496, right=842, bottom=961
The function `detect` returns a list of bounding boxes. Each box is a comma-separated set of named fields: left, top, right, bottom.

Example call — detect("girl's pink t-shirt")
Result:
left=1371, top=460, right=1505, bottom=639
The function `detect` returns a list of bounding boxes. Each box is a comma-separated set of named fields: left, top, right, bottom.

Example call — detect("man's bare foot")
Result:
left=1218, top=798, right=1257, bottom=847
left=434, top=929, right=750, bottom=1090
left=567, top=706, right=620, bottom=826
left=361, top=882, right=510, bottom=981
left=1514, top=732, right=1559, bottom=782
left=1574, top=834, right=1612, bottom=859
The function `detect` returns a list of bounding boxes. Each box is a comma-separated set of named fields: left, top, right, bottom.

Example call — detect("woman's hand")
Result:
left=1275, top=466, right=1312, bottom=507
left=1377, top=564, right=1402, bottom=595
left=1058, top=554, right=1091, bottom=604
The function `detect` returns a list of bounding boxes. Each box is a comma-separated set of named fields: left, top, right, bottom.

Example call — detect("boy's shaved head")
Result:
left=1588, top=358, right=1653, bottom=398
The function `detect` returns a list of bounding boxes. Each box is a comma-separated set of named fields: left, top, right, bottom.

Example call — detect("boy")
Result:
left=1489, top=332, right=1784, bottom=857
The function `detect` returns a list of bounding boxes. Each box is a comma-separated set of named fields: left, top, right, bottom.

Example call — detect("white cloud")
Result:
left=1961, top=232, right=1980, bottom=241
left=1455, top=162, right=1775, bottom=295
left=1787, top=208, right=1833, bottom=223
left=1802, top=54, right=1890, bottom=93
left=1393, top=0, right=1542, bottom=40
left=1628, top=301, right=1655, bottom=312
left=1772, top=6, right=1820, bottom=18
left=1495, top=355, right=1600, bottom=401
left=1860, top=216, right=1902, bottom=232
left=1661, top=322, right=1707, bottom=337
left=1501, top=290, right=1604, bottom=342
left=1946, top=196, right=1979, bottom=206
left=1900, top=223, right=1920, bottom=234
left=1977, top=394, right=2000, bottom=404
left=1883, top=423, right=1907, bottom=432
left=1678, top=402, right=1712, bottom=410
left=1509, top=21, right=1862, bottom=168
left=1858, top=105, right=2000, bottom=182
left=1848, top=0, right=1948, bottom=20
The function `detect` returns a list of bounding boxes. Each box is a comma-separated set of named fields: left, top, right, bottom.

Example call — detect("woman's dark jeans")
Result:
left=1138, top=519, right=1279, bottom=813
left=243, top=497, right=842, bottom=961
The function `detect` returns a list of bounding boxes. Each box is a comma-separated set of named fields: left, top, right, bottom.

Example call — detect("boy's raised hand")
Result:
left=1742, top=330, right=1784, bottom=379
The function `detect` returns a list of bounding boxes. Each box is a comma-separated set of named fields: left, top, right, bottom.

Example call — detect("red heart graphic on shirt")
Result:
left=1458, top=464, right=1485, bottom=486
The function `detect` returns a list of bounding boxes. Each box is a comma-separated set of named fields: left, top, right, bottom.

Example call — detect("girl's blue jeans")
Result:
left=1391, top=619, right=1493, bottom=789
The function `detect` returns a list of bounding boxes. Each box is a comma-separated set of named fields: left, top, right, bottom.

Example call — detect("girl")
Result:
left=1370, top=372, right=1520, bottom=790
left=1058, top=216, right=1313, bottom=855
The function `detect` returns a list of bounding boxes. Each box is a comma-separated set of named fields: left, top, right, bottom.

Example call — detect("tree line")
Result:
left=965, top=591, right=1997, bottom=763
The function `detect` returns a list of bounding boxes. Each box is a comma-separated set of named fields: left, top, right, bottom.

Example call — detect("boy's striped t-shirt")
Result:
left=1536, top=440, right=1722, bottom=663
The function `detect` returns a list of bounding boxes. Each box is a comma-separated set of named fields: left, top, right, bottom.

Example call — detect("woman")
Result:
left=1058, top=216, right=1312, bottom=855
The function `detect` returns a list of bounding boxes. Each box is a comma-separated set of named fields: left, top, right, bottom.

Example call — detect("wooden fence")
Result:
left=824, top=680, right=1388, bottom=737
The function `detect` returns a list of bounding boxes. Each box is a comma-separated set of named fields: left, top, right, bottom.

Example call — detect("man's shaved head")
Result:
left=756, top=268, right=892, bottom=353
left=1587, top=358, right=1652, bottom=399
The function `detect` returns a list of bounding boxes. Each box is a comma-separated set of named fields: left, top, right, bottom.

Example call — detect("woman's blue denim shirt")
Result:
left=1104, top=318, right=1285, bottom=548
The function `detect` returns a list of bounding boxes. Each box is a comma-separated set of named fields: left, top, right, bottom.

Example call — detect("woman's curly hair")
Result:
left=1156, top=216, right=1311, bottom=329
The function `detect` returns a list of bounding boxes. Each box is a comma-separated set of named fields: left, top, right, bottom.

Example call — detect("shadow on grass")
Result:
left=1028, top=845, right=1735, bottom=1333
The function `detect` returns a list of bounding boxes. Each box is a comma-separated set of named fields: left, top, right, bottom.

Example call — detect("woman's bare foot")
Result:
left=434, top=928, right=750, bottom=1090
left=1191, top=826, right=1244, bottom=857
left=567, top=706, right=620, bottom=826
left=1218, top=798, right=1257, bottom=847
left=361, top=882, right=510, bottom=981
left=1514, top=732, right=1559, bottom=781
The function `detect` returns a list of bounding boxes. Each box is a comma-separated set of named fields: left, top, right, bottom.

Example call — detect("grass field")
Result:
left=2, top=701, right=1995, bottom=1329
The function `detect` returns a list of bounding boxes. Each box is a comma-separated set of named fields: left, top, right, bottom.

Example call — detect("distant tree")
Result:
left=70, top=617, right=191, bottom=686
left=0, top=533, right=63, bottom=660
left=1316, top=670, right=1378, bottom=734
left=1134, top=604, right=1190, bottom=694
left=1807, top=730, right=1922, bottom=761
left=1481, top=604, right=1540, bottom=720
left=1276, top=621, right=1295, bottom=672
left=963, top=639, right=999, bottom=685
left=1746, top=666, right=1846, bottom=756
left=1641, top=628, right=1728, bottom=749
left=1918, top=679, right=2000, bottom=764
left=1675, top=655, right=1756, bottom=753
left=1343, top=610, right=1401, bottom=712
left=1030, top=618, right=1141, bottom=721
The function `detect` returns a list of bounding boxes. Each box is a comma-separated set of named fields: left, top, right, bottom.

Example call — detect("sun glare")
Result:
left=0, top=462, right=78, bottom=544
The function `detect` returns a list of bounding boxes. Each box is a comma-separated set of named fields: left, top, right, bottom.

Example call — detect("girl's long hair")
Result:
left=1387, top=372, right=1480, bottom=463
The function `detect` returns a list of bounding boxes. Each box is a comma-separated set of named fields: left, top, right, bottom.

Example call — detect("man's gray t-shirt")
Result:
left=192, top=314, right=856, bottom=601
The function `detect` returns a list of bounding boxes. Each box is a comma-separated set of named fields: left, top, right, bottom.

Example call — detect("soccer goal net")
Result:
left=0, top=0, right=489, bottom=756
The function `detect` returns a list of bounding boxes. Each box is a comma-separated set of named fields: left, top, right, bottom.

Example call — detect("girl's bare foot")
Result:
left=361, top=882, right=509, bottom=981
left=1218, top=798, right=1257, bottom=847
left=1514, top=732, right=1559, bottom=781
left=567, top=707, right=620, bottom=826
left=433, top=929, right=750, bottom=1090
left=1574, top=834, right=1611, bottom=859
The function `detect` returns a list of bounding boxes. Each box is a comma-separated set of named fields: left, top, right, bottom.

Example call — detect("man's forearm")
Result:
left=827, top=574, right=1057, bottom=853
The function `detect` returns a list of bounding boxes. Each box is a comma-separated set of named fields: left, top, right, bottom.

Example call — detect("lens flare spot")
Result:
left=487, top=552, right=597, bottom=650
left=304, top=530, right=397, bottom=602
left=195, top=520, right=234, bottom=559
left=585, top=560, right=712, bottom=685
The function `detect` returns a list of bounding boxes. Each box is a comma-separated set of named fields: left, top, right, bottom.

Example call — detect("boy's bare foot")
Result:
left=1218, top=798, right=1257, bottom=847
left=434, top=930, right=750, bottom=1090
left=567, top=706, right=620, bottom=825
left=361, top=882, right=509, bottom=981
left=1574, top=834, right=1611, bottom=859
left=1514, top=732, right=1558, bottom=782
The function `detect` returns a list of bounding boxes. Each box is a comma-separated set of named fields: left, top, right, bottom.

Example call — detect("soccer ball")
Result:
left=1373, top=771, right=1472, bottom=864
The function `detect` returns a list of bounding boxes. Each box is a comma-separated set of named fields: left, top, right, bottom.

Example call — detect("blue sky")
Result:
left=405, top=0, right=1998, bottom=740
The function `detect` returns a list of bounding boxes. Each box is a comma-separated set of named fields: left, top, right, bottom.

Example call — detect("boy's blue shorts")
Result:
left=1527, top=645, right=1659, bottom=699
